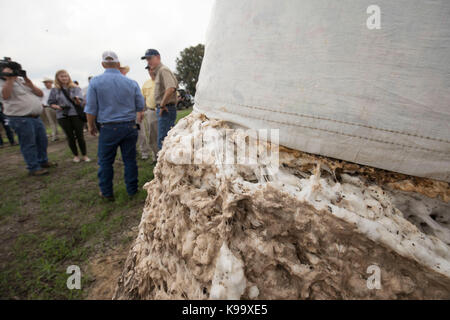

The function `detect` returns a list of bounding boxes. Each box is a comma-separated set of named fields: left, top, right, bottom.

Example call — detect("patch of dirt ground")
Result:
left=86, top=245, right=132, bottom=300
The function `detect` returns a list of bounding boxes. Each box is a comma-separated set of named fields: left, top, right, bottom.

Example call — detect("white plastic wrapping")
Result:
left=194, top=0, right=450, bottom=182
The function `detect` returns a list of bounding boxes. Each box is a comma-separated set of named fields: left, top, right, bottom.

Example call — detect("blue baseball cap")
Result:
left=141, top=49, right=160, bottom=60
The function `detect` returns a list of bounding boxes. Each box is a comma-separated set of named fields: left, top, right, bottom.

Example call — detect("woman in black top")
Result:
left=48, top=70, right=90, bottom=162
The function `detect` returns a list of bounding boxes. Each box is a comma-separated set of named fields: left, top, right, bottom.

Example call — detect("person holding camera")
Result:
left=48, top=70, right=90, bottom=163
left=0, top=59, right=54, bottom=176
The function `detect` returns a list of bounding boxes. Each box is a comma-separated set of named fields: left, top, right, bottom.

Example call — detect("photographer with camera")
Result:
left=48, top=70, right=90, bottom=163
left=0, top=57, right=54, bottom=176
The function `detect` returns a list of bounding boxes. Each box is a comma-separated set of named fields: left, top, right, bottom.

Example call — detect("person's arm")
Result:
left=86, top=113, right=98, bottom=136
left=23, top=77, right=43, bottom=97
left=135, top=82, right=145, bottom=123
left=159, top=88, right=176, bottom=116
left=1, top=77, right=16, bottom=100
left=140, top=86, right=147, bottom=120
left=159, top=69, right=178, bottom=115
left=137, top=111, right=144, bottom=123
left=84, top=83, right=99, bottom=135
left=48, top=88, right=62, bottom=110
left=50, top=104, right=62, bottom=111
left=160, top=87, right=176, bottom=108
left=72, top=87, right=84, bottom=106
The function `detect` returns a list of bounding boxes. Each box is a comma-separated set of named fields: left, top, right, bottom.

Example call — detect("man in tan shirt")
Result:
left=138, top=66, right=158, bottom=162
left=141, top=49, right=178, bottom=150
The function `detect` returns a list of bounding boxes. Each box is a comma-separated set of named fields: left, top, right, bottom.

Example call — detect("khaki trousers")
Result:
left=44, top=107, right=59, bottom=140
left=138, top=109, right=158, bottom=160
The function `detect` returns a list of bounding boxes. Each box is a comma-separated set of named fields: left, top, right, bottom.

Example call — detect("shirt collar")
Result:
left=153, top=63, right=163, bottom=74
left=104, top=68, right=121, bottom=74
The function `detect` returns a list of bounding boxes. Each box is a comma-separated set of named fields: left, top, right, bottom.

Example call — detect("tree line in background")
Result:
left=175, top=44, right=204, bottom=97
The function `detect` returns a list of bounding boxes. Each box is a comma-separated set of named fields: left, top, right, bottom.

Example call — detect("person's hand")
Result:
left=159, top=105, right=168, bottom=116
left=88, top=124, right=98, bottom=136
left=73, top=96, right=82, bottom=104
left=137, top=111, right=144, bottom=123
left=51, top=104, right=62, bottom=111
left=23, top=77, right=34, bottom=89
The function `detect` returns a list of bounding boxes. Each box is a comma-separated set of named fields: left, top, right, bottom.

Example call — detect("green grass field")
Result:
left=0, top=107, right=192, bottom=299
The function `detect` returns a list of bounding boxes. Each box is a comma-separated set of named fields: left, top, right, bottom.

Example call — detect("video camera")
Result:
left=0, top=57, right=27, bottom=78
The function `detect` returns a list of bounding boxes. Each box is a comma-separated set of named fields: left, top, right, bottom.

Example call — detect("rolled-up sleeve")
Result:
left=161, top=69, right=178, bottom=89
left=84, top=83, right=98, bottom=116
left=73, top=87, right=83, bottom=101
left=134, top=82, right=145, bottom=112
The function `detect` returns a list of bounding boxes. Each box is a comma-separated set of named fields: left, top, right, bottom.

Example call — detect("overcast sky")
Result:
left=0, top=0, right=214, bottom=88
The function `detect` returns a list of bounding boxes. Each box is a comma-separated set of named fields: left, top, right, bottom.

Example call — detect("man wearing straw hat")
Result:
left=41, top=77, right=59, bottom=141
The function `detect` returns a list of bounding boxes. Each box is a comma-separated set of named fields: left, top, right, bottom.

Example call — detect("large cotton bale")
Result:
left=114, top=113, right=450, bottom=299
left=114, top=0, right=450, bottom=299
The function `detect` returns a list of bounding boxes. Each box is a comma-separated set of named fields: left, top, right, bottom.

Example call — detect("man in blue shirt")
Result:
left=85, top=51, right=145, bottom=201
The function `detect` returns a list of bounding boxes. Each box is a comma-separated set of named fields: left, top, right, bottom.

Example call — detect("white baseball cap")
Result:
left=102, top=51, right=120, bottom=63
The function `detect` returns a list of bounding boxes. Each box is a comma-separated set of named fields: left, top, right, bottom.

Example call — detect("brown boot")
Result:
left=40, top=162, right=57, bottom=168
left=99, top=191, right=115, bottom=202
left=29, top=168, right=49, bottom=176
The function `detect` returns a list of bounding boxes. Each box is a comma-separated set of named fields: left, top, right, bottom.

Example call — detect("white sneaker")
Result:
left=141, top=154, right=149, bottom=160
left=83, top=156, right=91, bottom=162
left=73, top=156, right=81, bottom=163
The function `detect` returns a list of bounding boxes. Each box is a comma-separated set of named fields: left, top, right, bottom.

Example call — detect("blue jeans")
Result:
left=156, top=104, right=177, bottom=150
left=7, top=116, right=48, bottom=172
left=98, top=121, right=139, bottom=197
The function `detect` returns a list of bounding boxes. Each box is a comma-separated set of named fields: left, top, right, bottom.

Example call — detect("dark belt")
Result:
left=157, top=103, right=175, bottom=107
left=100, top=120, right=135, bottom=125
left=7, top=115, right=39, bottom=119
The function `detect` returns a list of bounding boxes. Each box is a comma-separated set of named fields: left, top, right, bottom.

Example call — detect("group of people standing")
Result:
left=0, top=48, right=179, bottom=201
